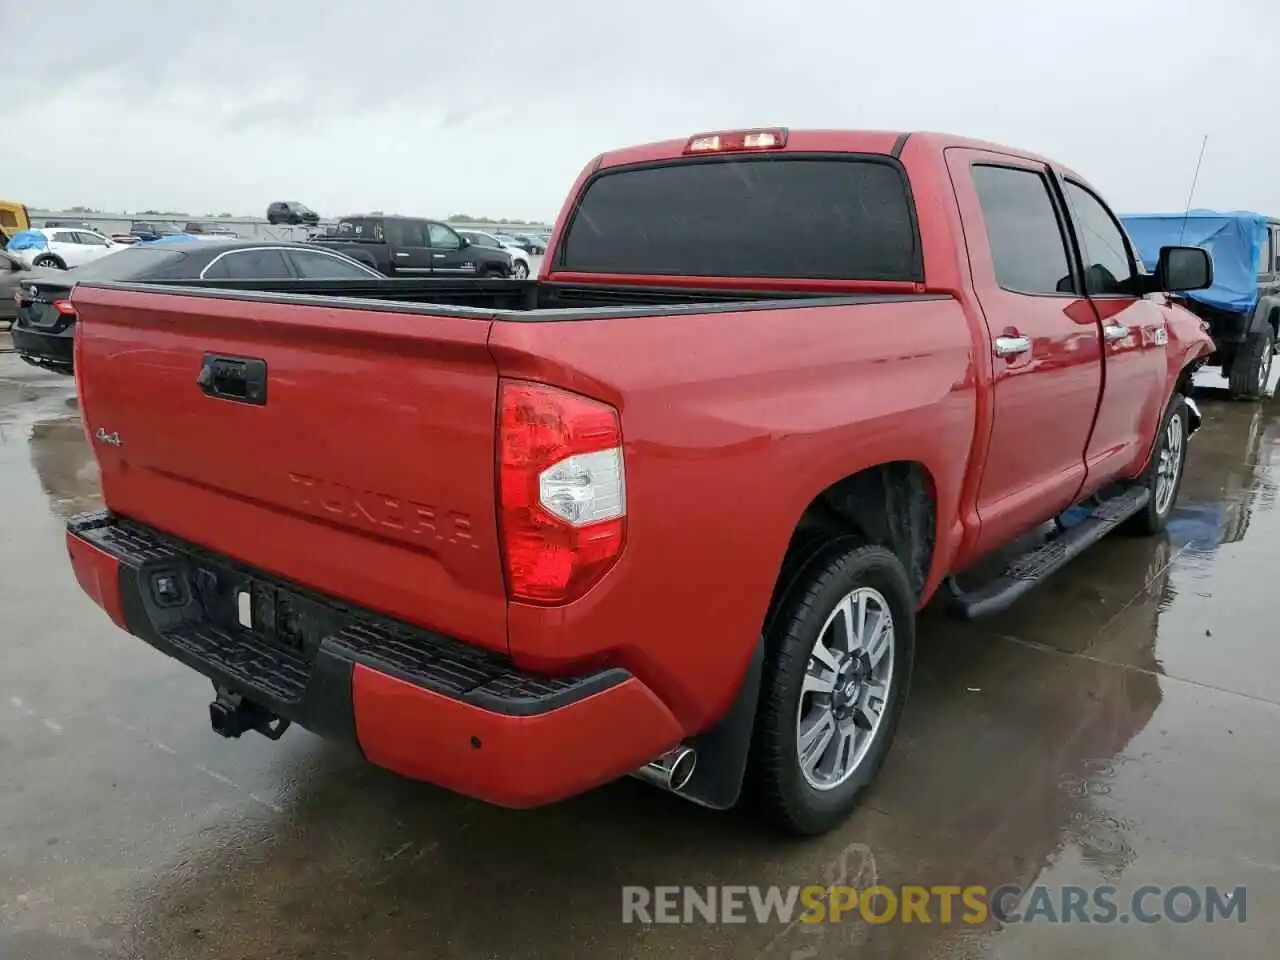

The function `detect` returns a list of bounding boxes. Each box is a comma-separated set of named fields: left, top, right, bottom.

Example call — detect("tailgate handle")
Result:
left=197, top=354, right=268, bottom=406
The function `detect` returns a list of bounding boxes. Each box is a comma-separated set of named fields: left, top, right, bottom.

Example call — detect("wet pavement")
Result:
left=2, top=340, right=1278, bottom=959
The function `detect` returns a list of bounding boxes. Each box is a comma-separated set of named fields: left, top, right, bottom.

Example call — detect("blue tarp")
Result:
left=4, top=229, right=48, bottom=252
left=1120, top=210, right=1267, bottom=315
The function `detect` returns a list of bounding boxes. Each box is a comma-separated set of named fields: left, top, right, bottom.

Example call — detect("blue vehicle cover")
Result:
left=1120, top=210, right=1268, bottom=315
left=3, top=229, right=48, bottom=252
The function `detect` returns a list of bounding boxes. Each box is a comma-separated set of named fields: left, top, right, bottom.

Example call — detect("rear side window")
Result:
left=288, top=250, right=377, bottom=279
left=388, top=220, right=428, bottom=247
left=65, top=246, right=186, bottom=280
left=204, top=249, right=293, bottom=279
left=334, top=218, right=385, bottom=242
left=559, top=157, right=922, bottom=280
left=971, top=164, right=1073, bottom=296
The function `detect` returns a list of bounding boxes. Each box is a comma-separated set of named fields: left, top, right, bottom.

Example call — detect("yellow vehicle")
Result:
left=0, top=201, right=32, bottom=245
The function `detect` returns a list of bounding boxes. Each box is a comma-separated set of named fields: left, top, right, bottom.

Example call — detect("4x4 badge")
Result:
left=95, top=427, right=122, bottom=447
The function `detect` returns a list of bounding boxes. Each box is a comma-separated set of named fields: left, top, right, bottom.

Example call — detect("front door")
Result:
left=1061, top=178, right=1170, bottom=488
left=948, top=150, right=1105, bottom=559
left=427, top=222, right=478, bottom=276
left=386, top=219, right=433, bottom=275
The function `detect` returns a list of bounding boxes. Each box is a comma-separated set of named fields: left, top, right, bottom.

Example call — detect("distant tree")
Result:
left=218, top=212, right=235, bottom=218
left=67, top=205, right=102, bottom=213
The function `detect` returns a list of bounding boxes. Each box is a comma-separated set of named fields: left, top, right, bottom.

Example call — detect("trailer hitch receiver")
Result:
left=209, top=687, right=291, bottom=741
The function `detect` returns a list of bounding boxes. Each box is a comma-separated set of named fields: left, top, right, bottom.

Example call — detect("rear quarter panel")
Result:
left=488, top=298, right=976, bottom=730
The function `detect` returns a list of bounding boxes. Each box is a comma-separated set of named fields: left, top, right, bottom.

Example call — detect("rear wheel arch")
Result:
left=765, top=462, right=938, bottom=638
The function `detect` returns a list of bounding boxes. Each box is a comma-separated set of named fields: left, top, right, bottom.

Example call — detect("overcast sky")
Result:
left=4, top=0, right=1276, bottom=222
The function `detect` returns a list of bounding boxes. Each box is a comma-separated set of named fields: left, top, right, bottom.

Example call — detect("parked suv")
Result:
left=1123, top=211, right=1280, bottom=399
left=312, top=215, right=513, bottom=277
left=267, top=201, right=320, bottom=226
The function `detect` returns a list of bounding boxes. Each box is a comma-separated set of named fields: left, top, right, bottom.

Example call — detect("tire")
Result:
left=482, top=268, right=507, bottom=279
left=32, top=255, right=65, bottom=269
left=1228, top=325, right=1274, bottom=399
left=1122, top=393, right=1189, bottom=536
left=511, top=261, right=530, bottom=279
left=749, top=543, right=915, bottom=836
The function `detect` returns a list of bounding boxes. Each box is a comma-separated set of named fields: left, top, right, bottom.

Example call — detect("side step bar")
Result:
left=946, top=486, right=1150, bottom=620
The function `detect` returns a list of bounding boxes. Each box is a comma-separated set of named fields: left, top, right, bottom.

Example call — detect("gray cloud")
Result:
left=5, top=0, right=1277, bottom=221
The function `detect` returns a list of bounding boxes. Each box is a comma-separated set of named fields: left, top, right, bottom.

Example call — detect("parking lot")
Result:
left=1, top=336, right=1277, bottom=959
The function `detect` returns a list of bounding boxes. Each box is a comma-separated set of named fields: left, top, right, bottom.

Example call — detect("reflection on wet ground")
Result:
left=1, top=347, right=1278, bottom=959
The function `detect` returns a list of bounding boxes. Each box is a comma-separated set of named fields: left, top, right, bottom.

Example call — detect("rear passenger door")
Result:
left=1060, top=178, right=1169, bottom=487
left=386, top=219, right=432, bottom=275
left=947, top=150, right=1104, bottom=556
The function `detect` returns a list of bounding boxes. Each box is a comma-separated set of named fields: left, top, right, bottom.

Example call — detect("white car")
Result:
left=6, top=227, right=123, bottom=270
left=457, top=229, right=532, bottom=279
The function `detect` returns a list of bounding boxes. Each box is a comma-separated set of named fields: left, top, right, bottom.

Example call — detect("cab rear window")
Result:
left=558, top=156, right=922, bottom=281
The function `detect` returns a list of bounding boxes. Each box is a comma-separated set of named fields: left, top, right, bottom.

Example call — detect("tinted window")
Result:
left=289, top=250, right=377, bottom=279
left=213, top=249, right=293, bottom=279
left=1062, top=181, right=1135, bottom=295
left=387, top=220, right=427, bottom=247
left=52, top=231, right=77, bottom=244
left=75, top=232, right=109, bottom=246
left=63, top=247, right=187, bottom=281
left=971, top=165, right=1073, bottom=295
left=560, top=157, right=921, bottom=280
left=1259, top=228, right=1276, bottom=275
left=427, top=223, right=461, bottom=249
left=335, top=218, right=384, bottom=242
left=1272, top=227, right=1280, bottom=272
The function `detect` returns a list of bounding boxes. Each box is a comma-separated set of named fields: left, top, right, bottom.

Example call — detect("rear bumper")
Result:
left=11, top=324, right=74, bottom=372
left=66, top=511, right=682, bottom=807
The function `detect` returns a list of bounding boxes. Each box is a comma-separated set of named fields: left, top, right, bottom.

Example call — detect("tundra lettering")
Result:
left=287, top=472, right=476, bottom=546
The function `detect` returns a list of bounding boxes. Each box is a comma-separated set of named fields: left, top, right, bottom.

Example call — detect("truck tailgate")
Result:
left=71, top=286, right=508, bottom=654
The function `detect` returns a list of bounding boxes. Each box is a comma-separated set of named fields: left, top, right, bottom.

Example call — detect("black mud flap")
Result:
left=674, top=638, right=764, bottom=810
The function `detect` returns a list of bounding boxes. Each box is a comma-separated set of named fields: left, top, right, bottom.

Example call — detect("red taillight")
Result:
left=684, top=128, right=788, bottom=154
left=53, top=299, right=75, bottom=316
left=498, top=379, right=626, bottom=605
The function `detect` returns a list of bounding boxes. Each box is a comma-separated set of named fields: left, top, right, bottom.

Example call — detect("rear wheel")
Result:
left=32, top=255, right=65, bottom=269
left=512, top=261, right=530, bottom=280
left=1228, top=326, right=1274, bottom=399
left=750, top=544, right=915, bottom=835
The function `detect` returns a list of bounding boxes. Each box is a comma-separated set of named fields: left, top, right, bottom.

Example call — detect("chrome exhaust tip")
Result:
left=632, top=746, right=697, bottom=793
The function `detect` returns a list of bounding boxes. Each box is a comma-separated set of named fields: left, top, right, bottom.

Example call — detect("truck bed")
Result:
left=91, top=276, right=930, bottom=320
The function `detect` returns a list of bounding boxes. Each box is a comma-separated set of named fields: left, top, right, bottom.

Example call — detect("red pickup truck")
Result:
left=65, top=129, right=1214, bottom=835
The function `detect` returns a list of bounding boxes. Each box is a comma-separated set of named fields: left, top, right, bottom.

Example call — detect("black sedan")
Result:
left=11, top=239, right=381, bottom=374
left=1, top=251, right=60, bottom=329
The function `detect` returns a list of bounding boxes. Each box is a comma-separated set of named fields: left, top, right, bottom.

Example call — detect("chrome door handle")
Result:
left=432, top=254, right=446, bottom=259
left=394, top=252, right=409, bottom=258
left=994, top=335, right=1032, bottom=357
left=1103, top=323, right=1129, bottom=341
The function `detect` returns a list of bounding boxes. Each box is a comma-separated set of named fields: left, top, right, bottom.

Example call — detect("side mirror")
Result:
left=456, top=235, right=469, bottom=249
left=1156, top=245, right=1212, bottom=293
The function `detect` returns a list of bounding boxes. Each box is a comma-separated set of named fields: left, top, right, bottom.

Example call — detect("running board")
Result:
left=945, top=486, right=1150, bottom=621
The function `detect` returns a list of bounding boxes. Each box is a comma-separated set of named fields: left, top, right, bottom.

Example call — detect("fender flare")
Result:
left=1247, top=295, right=1280, bottom=336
